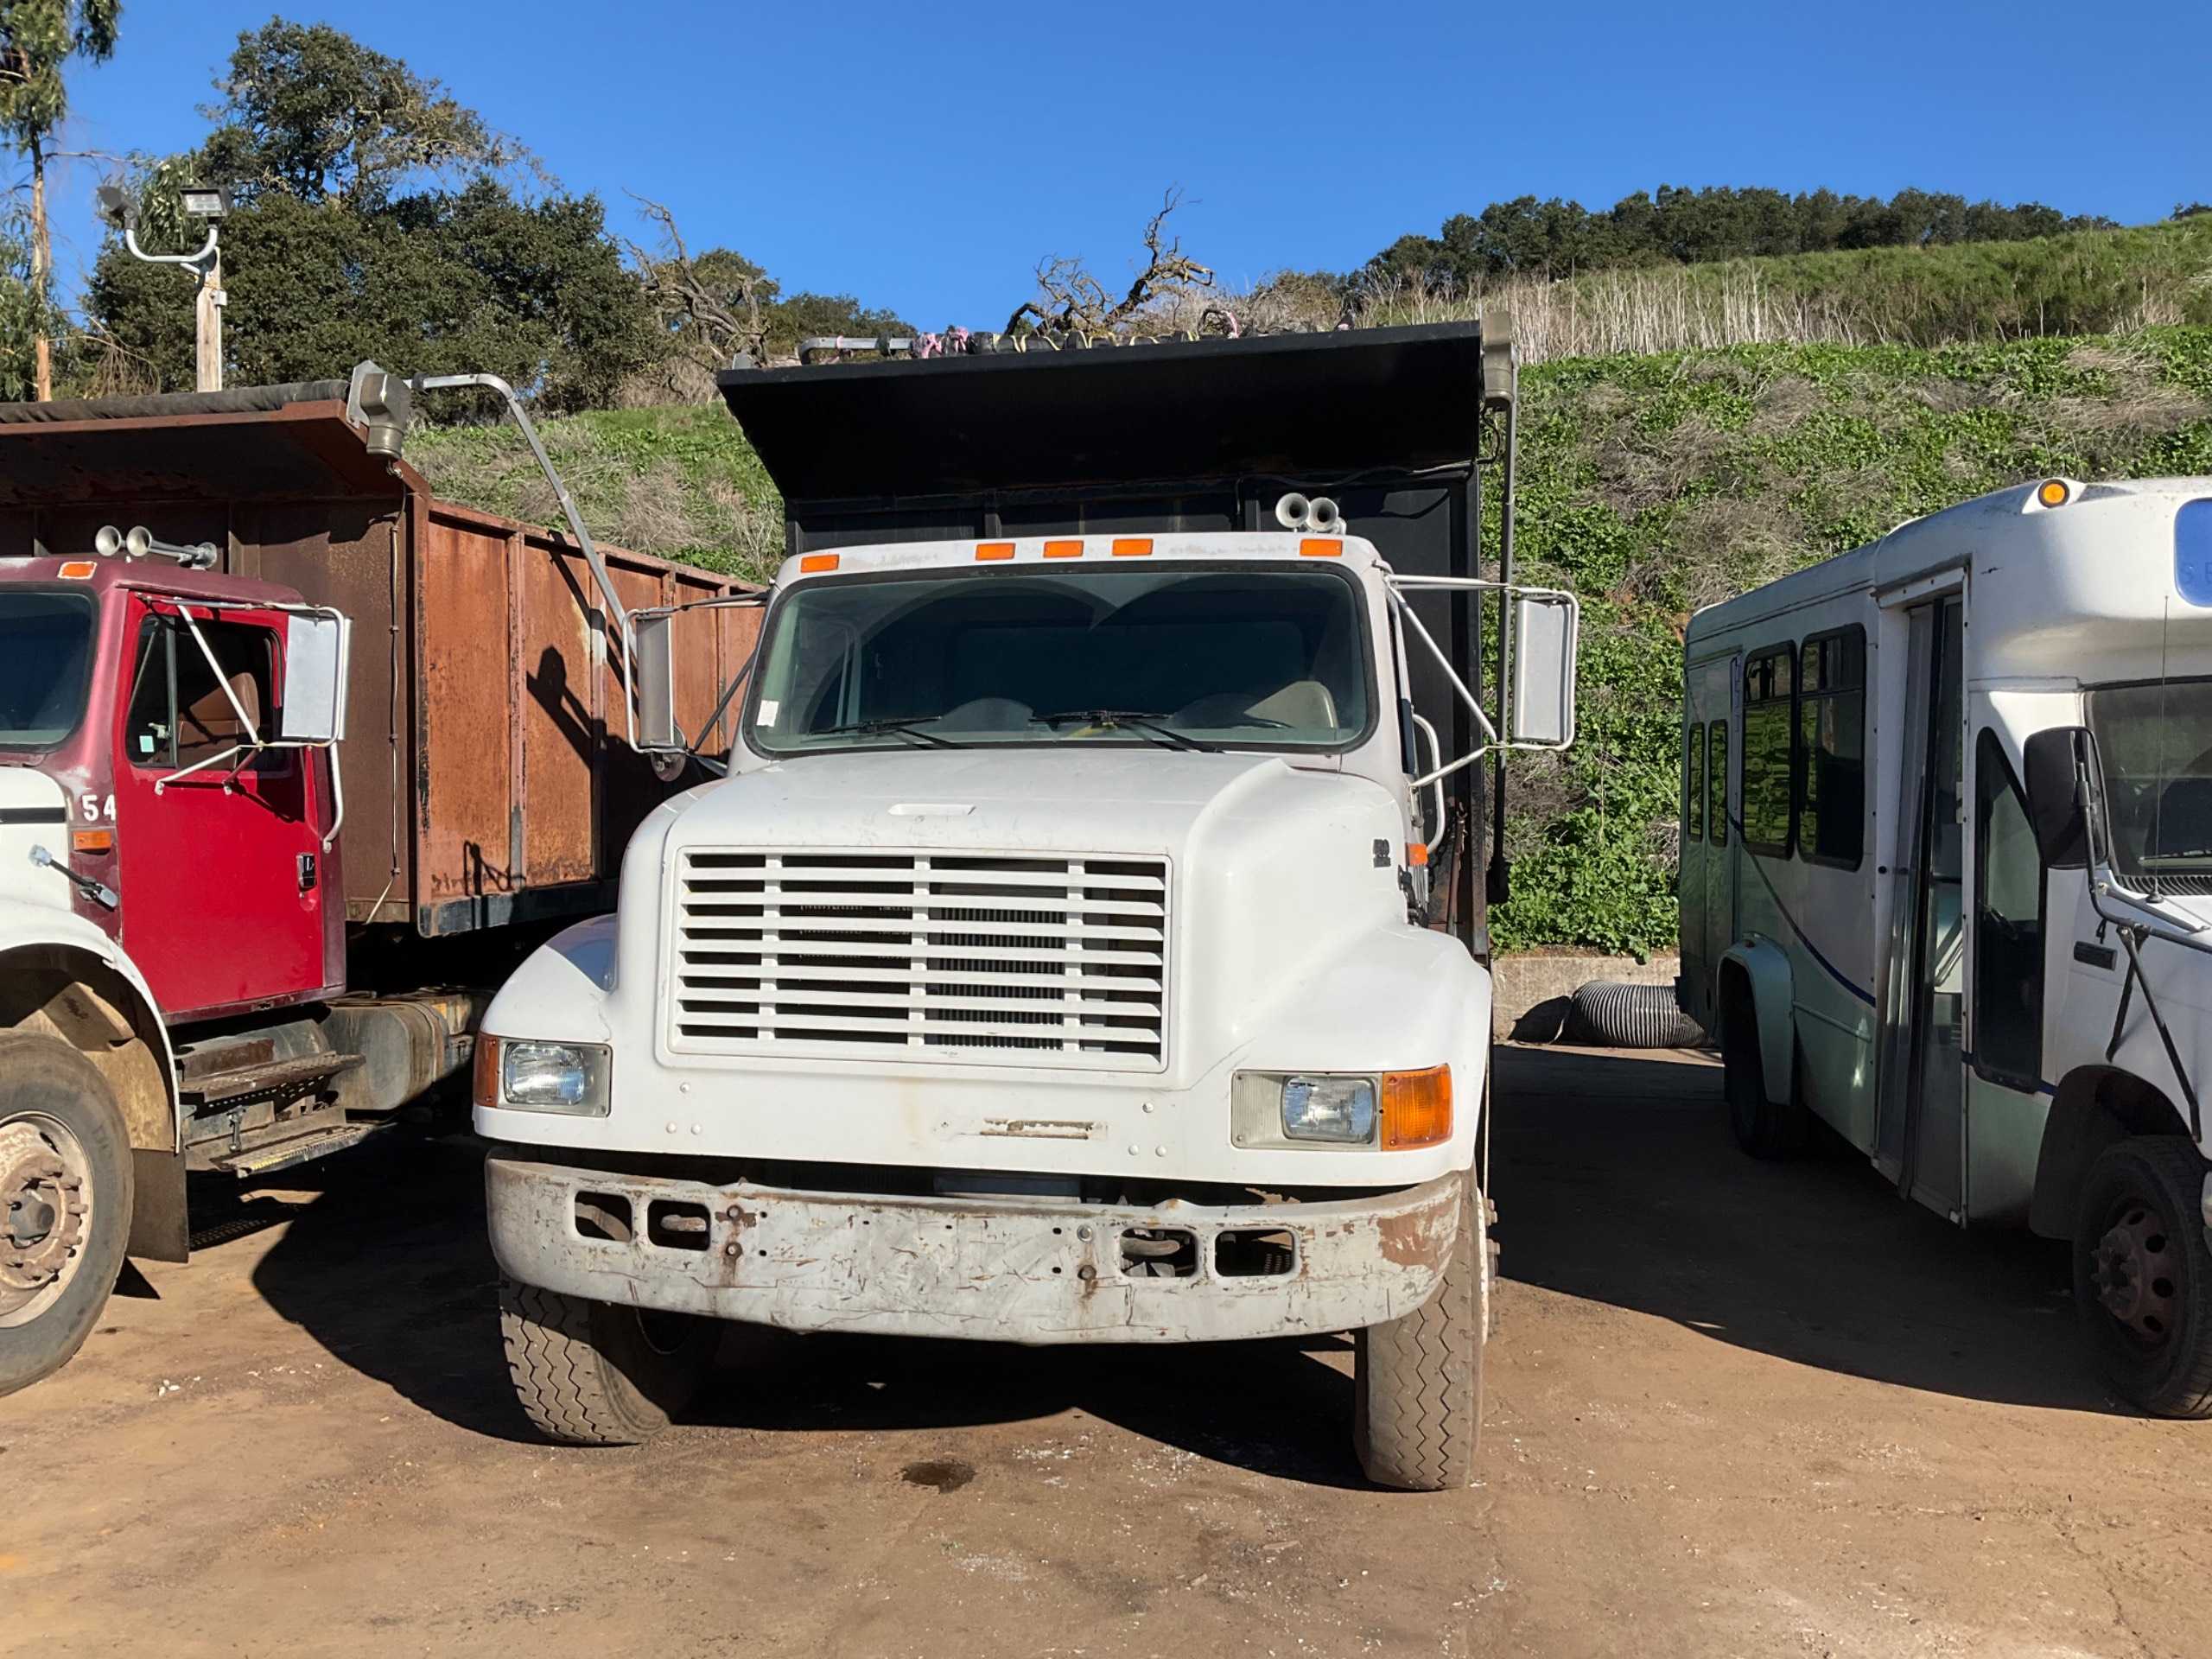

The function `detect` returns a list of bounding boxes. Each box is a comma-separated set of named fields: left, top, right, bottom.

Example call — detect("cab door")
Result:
left=111, top=596, right=330, bottom=1019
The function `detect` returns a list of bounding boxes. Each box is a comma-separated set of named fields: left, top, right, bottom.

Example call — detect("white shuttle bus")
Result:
left=1681, top=475, right=2212, bottom=1414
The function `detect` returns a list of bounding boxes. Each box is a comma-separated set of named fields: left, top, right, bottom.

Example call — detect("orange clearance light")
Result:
left=1300, top=538, right=1343, bottom=557
left=976, top=541, right=1015, bottom=561
left=1382, top=1065, right=1452, bottom=1149
left=1043, top=539, right=1084, bottom=559
left=797, top=553, right=840, bottom=574
left=1408, top=841, right=1429, bottom=868
left=57, top=559, right=97, bottom=579
left=72, top=829, right=113, bottom=855
left=2037, top=479, right=2070, bottom=508
left=1110, top=538, right=1154, bottom=557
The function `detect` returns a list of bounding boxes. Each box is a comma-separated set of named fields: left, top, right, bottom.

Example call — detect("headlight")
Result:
left=1283, top=1076, right=1377, bottom=1141
left=475, top=1035, right=611, bottom=1116
left=1230, top=1066, right=1452, bottom=1150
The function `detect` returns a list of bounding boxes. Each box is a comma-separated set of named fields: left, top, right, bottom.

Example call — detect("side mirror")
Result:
left=279, top=613, right=350, bottom=743
left=633, top=610, right=681, bottom=752
left=2022, top=726, right=2092, bottom=869
left=1509, top=593, right=1579, bottom=747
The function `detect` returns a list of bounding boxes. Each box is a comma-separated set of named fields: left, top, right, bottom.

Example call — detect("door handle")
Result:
left=2073, top=940, right=2116, bottom=970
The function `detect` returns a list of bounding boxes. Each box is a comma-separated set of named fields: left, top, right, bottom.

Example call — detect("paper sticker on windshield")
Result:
left=2177, top=499, right=2212, bottom=607
left=757, top=699, right=779, bottom=726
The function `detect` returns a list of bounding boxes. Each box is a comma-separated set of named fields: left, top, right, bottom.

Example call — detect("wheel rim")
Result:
left=2090, top=1189, right=2182, bottom=1353
left=0, top=1111, right=93, bottom=1329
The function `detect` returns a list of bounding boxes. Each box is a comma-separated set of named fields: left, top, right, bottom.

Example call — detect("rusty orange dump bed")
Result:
left=0, top=378, right=760, bottom=936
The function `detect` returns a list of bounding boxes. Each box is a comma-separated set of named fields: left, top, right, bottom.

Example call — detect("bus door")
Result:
left=1681, top=656, right=1738, bottom=1026
left=1874, top=594, right=1967, bottom=1216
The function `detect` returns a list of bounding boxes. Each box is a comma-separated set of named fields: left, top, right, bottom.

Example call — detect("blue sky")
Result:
left=40, top=0, right=2208, bottom=325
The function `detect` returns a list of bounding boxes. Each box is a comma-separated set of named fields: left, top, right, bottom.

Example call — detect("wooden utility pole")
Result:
left=29, top=132, right=48, bottom=400
left=194, top=251, right=222, bottom=392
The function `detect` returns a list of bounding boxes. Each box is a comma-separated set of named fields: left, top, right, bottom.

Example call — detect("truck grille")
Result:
left=670, top=851, right=1170, bottom=1068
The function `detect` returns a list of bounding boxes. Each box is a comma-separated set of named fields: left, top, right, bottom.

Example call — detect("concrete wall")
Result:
left=1493, top=953, right=1681, bottom=1042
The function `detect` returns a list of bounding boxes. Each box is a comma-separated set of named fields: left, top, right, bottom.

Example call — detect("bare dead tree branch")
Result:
left=622, top=190, right=767, bottom=368
left=1008, top=187, right=1216, bottom=338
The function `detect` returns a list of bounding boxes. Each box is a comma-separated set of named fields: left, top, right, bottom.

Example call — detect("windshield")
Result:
left=2087, top=677, right=2212, bottom=883
left=747, top=564, right=1373, bottom=755
left=0, top=591, right=96, bottom=750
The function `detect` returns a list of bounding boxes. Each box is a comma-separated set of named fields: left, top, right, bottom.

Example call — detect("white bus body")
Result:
left=1683, top=475, right=2212, bottom=1414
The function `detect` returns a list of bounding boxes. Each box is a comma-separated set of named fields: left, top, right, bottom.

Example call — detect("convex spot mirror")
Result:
left=2022, top=726, right=2092, bottom=870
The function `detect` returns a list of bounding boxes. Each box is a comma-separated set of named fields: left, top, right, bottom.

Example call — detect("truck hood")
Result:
left=681, top=747, right=1353, bottom=857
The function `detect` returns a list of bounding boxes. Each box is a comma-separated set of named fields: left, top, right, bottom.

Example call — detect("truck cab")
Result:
left=474, top=322, right=1579, bottom=1489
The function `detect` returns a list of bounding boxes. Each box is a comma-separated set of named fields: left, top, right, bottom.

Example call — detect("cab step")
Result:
left=206, top=1116, right=390, bottom=1179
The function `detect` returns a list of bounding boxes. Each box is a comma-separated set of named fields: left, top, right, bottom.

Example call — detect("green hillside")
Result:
left=407, top=326, right=2212, bottom=956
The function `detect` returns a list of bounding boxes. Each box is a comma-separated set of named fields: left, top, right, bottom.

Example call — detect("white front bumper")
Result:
left=485, top=1149, right=1463, bottom=1344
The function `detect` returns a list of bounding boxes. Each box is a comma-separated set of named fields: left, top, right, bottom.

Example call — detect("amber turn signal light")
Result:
left=797, top=553, right=840, bottom=573
left=1382, top=1065, right=1452, bottom=1148
left=71, top=829, right=113, bottom=855
left=471, top=1035, right=501, bottom=1112
left=2037, top=479, right=2070, bottom=508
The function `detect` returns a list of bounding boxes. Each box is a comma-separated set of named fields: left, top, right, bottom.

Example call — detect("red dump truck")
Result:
left=0, top=363, right=758, bottom=1394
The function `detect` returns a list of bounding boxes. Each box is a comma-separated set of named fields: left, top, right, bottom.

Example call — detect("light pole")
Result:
left=96, top=183, right=230, bottom=392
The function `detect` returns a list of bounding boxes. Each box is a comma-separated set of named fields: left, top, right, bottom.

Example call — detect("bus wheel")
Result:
left=0, top=1033, right=134, bottom=1396
left=1353, top=1173, right=1486, bottom=1491
left=2073, top=1136, right=2212, bottom=1418
left=1722, top=1007, right=1805, bottom=1159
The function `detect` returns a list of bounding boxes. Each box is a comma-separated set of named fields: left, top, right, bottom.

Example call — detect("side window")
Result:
left=1708, top=719, right=1728, bottom=846
left=1798, top=627, right=1866, bottom=868
left=1685, top=724, right=1705, bottom=842
left=124, top=613, right=279, bottom=770
left=1973, top=729, right=2044, bottom=1089
left=1740, top=646, right=1794, bottom=855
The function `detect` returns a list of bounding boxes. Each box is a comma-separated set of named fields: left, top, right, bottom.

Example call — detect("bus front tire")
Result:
left=0, top=1033, right=133, bottom=1397
left=499, top=1278, right=717, bottom=1445
left=1353, top=1173, right=1486, bottom=1491
left=2072, top=1136, right=2212, bottom=1419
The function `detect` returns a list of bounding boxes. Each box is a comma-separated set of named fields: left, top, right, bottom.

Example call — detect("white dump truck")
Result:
left=470, top=323, right=1578, bottom=1488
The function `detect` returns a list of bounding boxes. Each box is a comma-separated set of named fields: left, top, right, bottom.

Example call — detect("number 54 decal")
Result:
left=78, top=792, right=114, bottom=823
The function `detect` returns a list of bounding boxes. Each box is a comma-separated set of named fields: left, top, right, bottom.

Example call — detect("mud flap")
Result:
left=128, top=1146, right=188, bottom=1262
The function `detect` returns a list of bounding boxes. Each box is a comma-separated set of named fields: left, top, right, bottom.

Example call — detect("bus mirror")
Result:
left=1510, top=594, right=1579, bottom=747
left=633, top=609, right=681, bottom=752
left=2023, top=727, right=2091, bottom=869
left=279, top=613, right=350, bottom=743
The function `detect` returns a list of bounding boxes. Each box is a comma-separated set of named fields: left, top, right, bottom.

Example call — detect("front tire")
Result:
left=1354, top=1174, right=1487, bottom=1491
left=499, top=1278, right=716, bottom=1445
left=2072, top=1136, right=2212, bottom=1418
left=0, top=1033, right=133, bottom=1396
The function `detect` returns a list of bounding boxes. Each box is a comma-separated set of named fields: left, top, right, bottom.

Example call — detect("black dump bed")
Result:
left=717, top=321, right=1513, bottom=939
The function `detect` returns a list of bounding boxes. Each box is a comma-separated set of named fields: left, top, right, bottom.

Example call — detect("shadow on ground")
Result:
left=238, top=1046, right=2119, bottom=1484
left=1493, top=1046, right=2115, bottom=1414
left=241, top=1135, right=1365, bottom=1482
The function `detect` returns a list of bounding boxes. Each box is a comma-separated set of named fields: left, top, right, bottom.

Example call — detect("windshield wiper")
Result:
left=810, top=717, right=958, bottom=749
left=1035, top=709, right=1217, bottom=753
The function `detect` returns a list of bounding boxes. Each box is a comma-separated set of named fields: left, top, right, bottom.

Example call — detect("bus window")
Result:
left=1708, top=720, right=1728, bottom=845
left=1973, top=730, right=2043, bottom=1088
left=1685, top=724, right=1705, bottom=841
left=1798, top=626, right=1866, bottom=868
left=1741, top=647, right=1794, bottom=855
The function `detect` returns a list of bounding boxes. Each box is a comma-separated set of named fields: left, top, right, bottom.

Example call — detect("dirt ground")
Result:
left=8, top=1046, right=2210, bottom=1658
